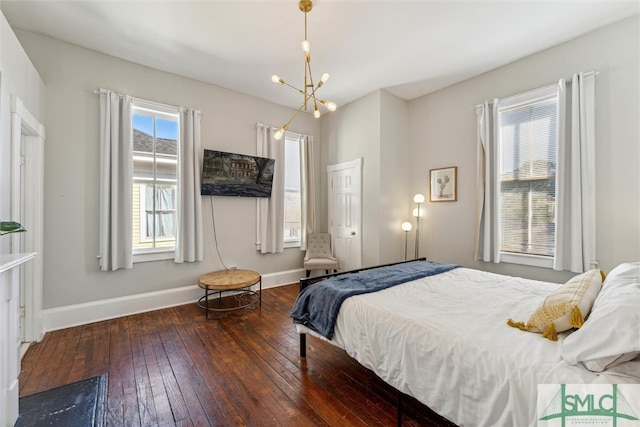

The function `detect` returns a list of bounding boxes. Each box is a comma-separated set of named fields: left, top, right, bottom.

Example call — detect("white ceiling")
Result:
left=2, top=1, right=638, bottom=111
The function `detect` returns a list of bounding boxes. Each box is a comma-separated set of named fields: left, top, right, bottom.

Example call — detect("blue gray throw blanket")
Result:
left=290, top=260, right=460, bottom=340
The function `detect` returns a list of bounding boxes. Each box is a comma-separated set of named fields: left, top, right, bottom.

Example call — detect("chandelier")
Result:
left=271, top=0, right=336, bottom=140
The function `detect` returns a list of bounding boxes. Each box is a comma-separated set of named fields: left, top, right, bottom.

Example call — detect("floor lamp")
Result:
left=401, top=221, right=412, bottom=260
left=412, top=194, right=424, bottom=259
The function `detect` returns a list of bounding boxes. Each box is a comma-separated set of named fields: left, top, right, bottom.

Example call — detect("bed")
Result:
left=291, top=259, right=640, bottom=426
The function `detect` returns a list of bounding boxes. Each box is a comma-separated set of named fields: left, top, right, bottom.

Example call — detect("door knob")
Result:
left=350, top=231, right=356, bottom=236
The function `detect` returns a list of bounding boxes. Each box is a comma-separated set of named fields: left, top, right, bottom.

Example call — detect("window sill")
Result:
left=255, top=241, right=301, bottom=251
left=500, top=252, right=553, bottom=269
left=284, top=241, right=301, bottom=249
left=133, top=250, right=174, bottom=263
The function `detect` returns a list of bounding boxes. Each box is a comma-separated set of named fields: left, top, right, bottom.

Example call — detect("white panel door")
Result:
left=327, top=158, right=362, bottom=272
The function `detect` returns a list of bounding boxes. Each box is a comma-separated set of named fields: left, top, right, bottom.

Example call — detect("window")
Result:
left=284, top=135, right=302, bottom=246
left=478, top=75, right=595, bottom=272
left=100, top=90, right=202, bottom=270
left=132, top=101, right=179, bottom=256
left=256, top=124, right=314, bottom=253
left=497, top=86, right=557, bottom=264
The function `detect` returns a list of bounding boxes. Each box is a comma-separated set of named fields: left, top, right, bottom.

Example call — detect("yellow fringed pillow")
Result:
left=507, top=269, right=605, bottom=341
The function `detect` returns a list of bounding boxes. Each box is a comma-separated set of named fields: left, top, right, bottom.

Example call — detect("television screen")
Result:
left=201, top=149, right=275, bottom=197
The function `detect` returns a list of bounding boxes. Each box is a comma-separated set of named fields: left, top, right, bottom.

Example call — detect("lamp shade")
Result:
left=413, top=193, right=425, bottom=204
left=401, top=221, right=412, bottom=232
left=412, top=208, right=424, bottom=218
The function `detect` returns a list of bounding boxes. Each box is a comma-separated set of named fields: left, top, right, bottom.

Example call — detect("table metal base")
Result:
left=197, top=287, right=261, bottom=314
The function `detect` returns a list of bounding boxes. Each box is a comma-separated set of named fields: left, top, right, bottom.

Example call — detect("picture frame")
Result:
left=430, top=166, right=457, bottom=202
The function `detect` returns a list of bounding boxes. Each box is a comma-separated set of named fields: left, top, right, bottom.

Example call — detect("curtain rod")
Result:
left=473, top=70, right=599, bottom=111
left=93, top=88, right=190, bottom=112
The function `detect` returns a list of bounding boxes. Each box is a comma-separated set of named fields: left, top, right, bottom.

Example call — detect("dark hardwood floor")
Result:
left=20, top=284, right=455, bottom=426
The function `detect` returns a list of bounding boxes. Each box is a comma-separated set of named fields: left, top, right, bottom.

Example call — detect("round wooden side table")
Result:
left=197, top=269, right=261, bottom=318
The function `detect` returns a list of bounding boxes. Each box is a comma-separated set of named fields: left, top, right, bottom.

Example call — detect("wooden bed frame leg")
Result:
left=397, top=390, right=402, bottom=427
left=300, top=333, right=306, bottom=358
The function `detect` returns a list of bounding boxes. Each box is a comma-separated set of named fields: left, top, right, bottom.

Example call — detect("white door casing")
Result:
left=327, top=158, right=362, bottom=272
left=10, top=96, right=45, bottom=346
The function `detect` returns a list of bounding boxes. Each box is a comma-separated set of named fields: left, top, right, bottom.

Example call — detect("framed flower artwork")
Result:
left=430, top=166, right=457, bottom=202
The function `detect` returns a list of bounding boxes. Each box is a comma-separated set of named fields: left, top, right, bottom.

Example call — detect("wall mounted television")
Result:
left=201, top=149, right=275, bottom=197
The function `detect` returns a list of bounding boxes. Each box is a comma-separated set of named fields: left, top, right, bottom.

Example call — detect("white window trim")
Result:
left=255, top=241, right=300, bottom=251
left=139, top=183, right=151, bottom=244
left=496, top=84, right=559, bottom=268
left=497, top=84, right=557, bottom=112
left=132, top=100, right=180, bottom=119
left=133, top=249, right=174, bottom=263
left=283, top=135, right=302, bottom=247
left=132, top=101, right=180, bottom=261
left=499, top=252, right=553, bottom=269
left=255, top=130, right=302, bottom=251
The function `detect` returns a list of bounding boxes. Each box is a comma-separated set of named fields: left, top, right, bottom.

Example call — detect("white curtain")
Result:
left=151, top=186, right=175, bottom=235
left=475, top=100, right=500, bottom=263
left=554, top=73, right=596, bottom=273
left=175, top=108, right=204, bottom=263
left=99, top=90, right=133, bottom=271
left=256, top=124, right=285, bottom=253
left=299, top=134, right=316, bottom=250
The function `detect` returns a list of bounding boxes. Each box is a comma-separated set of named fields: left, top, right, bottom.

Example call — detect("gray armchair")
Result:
left=303, top=233, right=339, bottom=277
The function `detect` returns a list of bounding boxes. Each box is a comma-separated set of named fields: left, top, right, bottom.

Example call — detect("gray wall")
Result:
left=408, top=16, right=639, bottom=281
left=0, top=12, right=44, bottom=253
left=14, top=30, right=321, bottom=309
left=10, top=14, right=639, bottom=311
left=379, top=90, right=410, bottom=264
left=321, top=91, right=382, bottom=267
left=320, top=89, right=411, bottom=267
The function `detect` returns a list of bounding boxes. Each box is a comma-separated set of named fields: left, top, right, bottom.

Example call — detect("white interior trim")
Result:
left=500, top=252, right=553, bottom=269
left=43, top=268, right=305, bottom=332
left=10, top=96, right=45, bottom=344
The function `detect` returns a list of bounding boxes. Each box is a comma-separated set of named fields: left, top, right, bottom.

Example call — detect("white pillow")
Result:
left=561, top=262, right=640, bottom=372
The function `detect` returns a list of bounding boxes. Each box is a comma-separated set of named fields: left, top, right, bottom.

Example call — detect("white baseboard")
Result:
left=42, top=268, right=305, bottom=332
left=260, top=267, right=305, bottom=289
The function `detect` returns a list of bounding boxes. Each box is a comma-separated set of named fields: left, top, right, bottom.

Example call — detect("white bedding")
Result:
left=296, top=267, right=640, bottom=426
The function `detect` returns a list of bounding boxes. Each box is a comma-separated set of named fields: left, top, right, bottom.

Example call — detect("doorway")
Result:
left=10, top=95, right=45, bottom=348
left=327, top=158, right=362, bottom=272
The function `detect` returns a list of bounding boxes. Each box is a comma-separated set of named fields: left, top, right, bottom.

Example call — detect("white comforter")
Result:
left=296, top=267, right=639, bottom=426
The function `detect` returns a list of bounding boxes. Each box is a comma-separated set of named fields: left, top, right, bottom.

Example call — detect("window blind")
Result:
left=498, top=92, right=558, bottom=257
